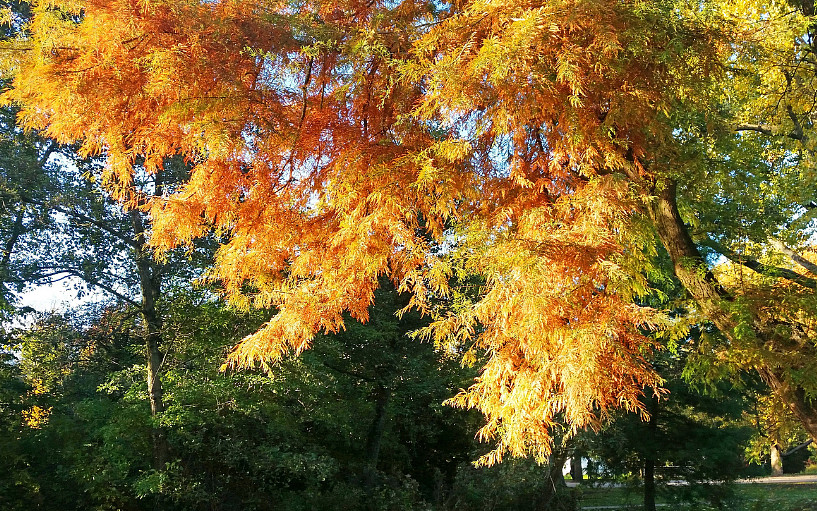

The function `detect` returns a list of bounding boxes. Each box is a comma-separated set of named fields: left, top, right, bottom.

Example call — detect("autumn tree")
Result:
left=4, top=0, right=817, bottom=463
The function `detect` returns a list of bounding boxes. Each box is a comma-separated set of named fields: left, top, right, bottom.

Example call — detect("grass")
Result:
left=735, top=483, right=817, bottom=511
left=573, top=482, right=817, bottom=510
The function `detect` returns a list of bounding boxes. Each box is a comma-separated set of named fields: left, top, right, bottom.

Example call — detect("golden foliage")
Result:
left=22, top=405, right=52, bottom=429
left=2, top=0, right=731, bottom=461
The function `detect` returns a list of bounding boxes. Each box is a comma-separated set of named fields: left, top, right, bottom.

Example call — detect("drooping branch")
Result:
left=698, top=237, right=817, bottom=290
left=768, top=238, right=817, bottom=277
left=758, top=366, right=817, bottom=445
left=30, top=266, right=139, bottom=307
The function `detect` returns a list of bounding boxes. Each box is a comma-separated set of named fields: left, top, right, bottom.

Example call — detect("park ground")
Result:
left=571, top=474, right=817, bottom=510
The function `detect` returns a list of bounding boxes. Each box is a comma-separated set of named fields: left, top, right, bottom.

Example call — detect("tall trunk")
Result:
left=770, top=437, right=784, bottom=476
left=363, top=386, right=389, bottom=490
left=130, top=208, right=168, bottom=471
left=569, top=450, right=583, bottom=482
left=647, top=179, right=817, bottom=445
left=643, top=394, right=659, bottom=511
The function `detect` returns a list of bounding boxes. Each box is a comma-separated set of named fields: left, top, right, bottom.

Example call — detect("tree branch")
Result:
left=1, top=208, right=25, bottom=270
left=783, top=439, right=813, bottom=457
left=36, top=141, right=57, bottom=167
left=768, top=238, right=817, bottom=276
left=21, top=198, right=136, bottom=248
left=322, top=361, right=376, bottom=383
left=734, top=123, right=775, bottom=136
left=786, top=104, right=806, bottom=141
left=734, top=123, right=804, bottom=141
left=30, top=266, right=139, bottom=307
left=699, top=237, right=817, bottom=290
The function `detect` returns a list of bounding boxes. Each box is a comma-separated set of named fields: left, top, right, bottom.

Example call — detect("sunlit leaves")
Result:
left=1, top=0, right=739, bottom=462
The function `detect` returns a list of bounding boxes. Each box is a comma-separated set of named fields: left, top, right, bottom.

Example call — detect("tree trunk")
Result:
left=1, top=208, right=25, bottom=270
left=570, top=450, right=583, bottom=482
left=143, top=300, right=168, bottom=471
left=643, top=394, right=659, bottom=511
left=644, top=456, right=656, bottom=511
left=539, top=449, right=572, bottom=511
left=646, top=179, right=817, bottom=445
left=770, top=442, right=783, bottom=476
left=646, top=180, right=732, bottom=328
left=547, top=454, right=567, bottom=488
left=130, top=209, right=168, bottom=471
left=0, top=207, right=26, bottom=299
left=363, top=386, right=389, bottom=490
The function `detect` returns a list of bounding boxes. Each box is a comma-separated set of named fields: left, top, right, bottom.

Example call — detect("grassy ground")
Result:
left=573, top=482, right=817, bottom=510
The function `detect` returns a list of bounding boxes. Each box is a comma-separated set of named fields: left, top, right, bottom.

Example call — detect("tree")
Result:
left=8, top=142, right=179, bottom=470
left=0, top=91, right=58, bottom=315
left=589, top=347, right=753, bottom=511
left=2, top=280, right=492, bottom=511
left=4, top=0, right=817, bottom=462
left=0, top=306, right=155, bottom=510
left=743, top=389, right=813, bottom=476
left=639, top=0, right=817, bottom=450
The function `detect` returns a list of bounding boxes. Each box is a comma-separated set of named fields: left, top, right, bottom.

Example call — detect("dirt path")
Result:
left=738, top=474, right=817, bottom=484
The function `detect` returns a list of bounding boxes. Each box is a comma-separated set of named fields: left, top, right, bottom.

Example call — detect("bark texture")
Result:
left=770, top=438, right=783, bottom=476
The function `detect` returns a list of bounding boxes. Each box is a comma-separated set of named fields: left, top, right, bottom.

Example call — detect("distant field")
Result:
left=575, top=482, right=817, bottom=510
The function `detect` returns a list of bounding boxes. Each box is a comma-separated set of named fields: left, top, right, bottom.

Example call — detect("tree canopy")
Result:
left=3, top=0, right=817, bottom=464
